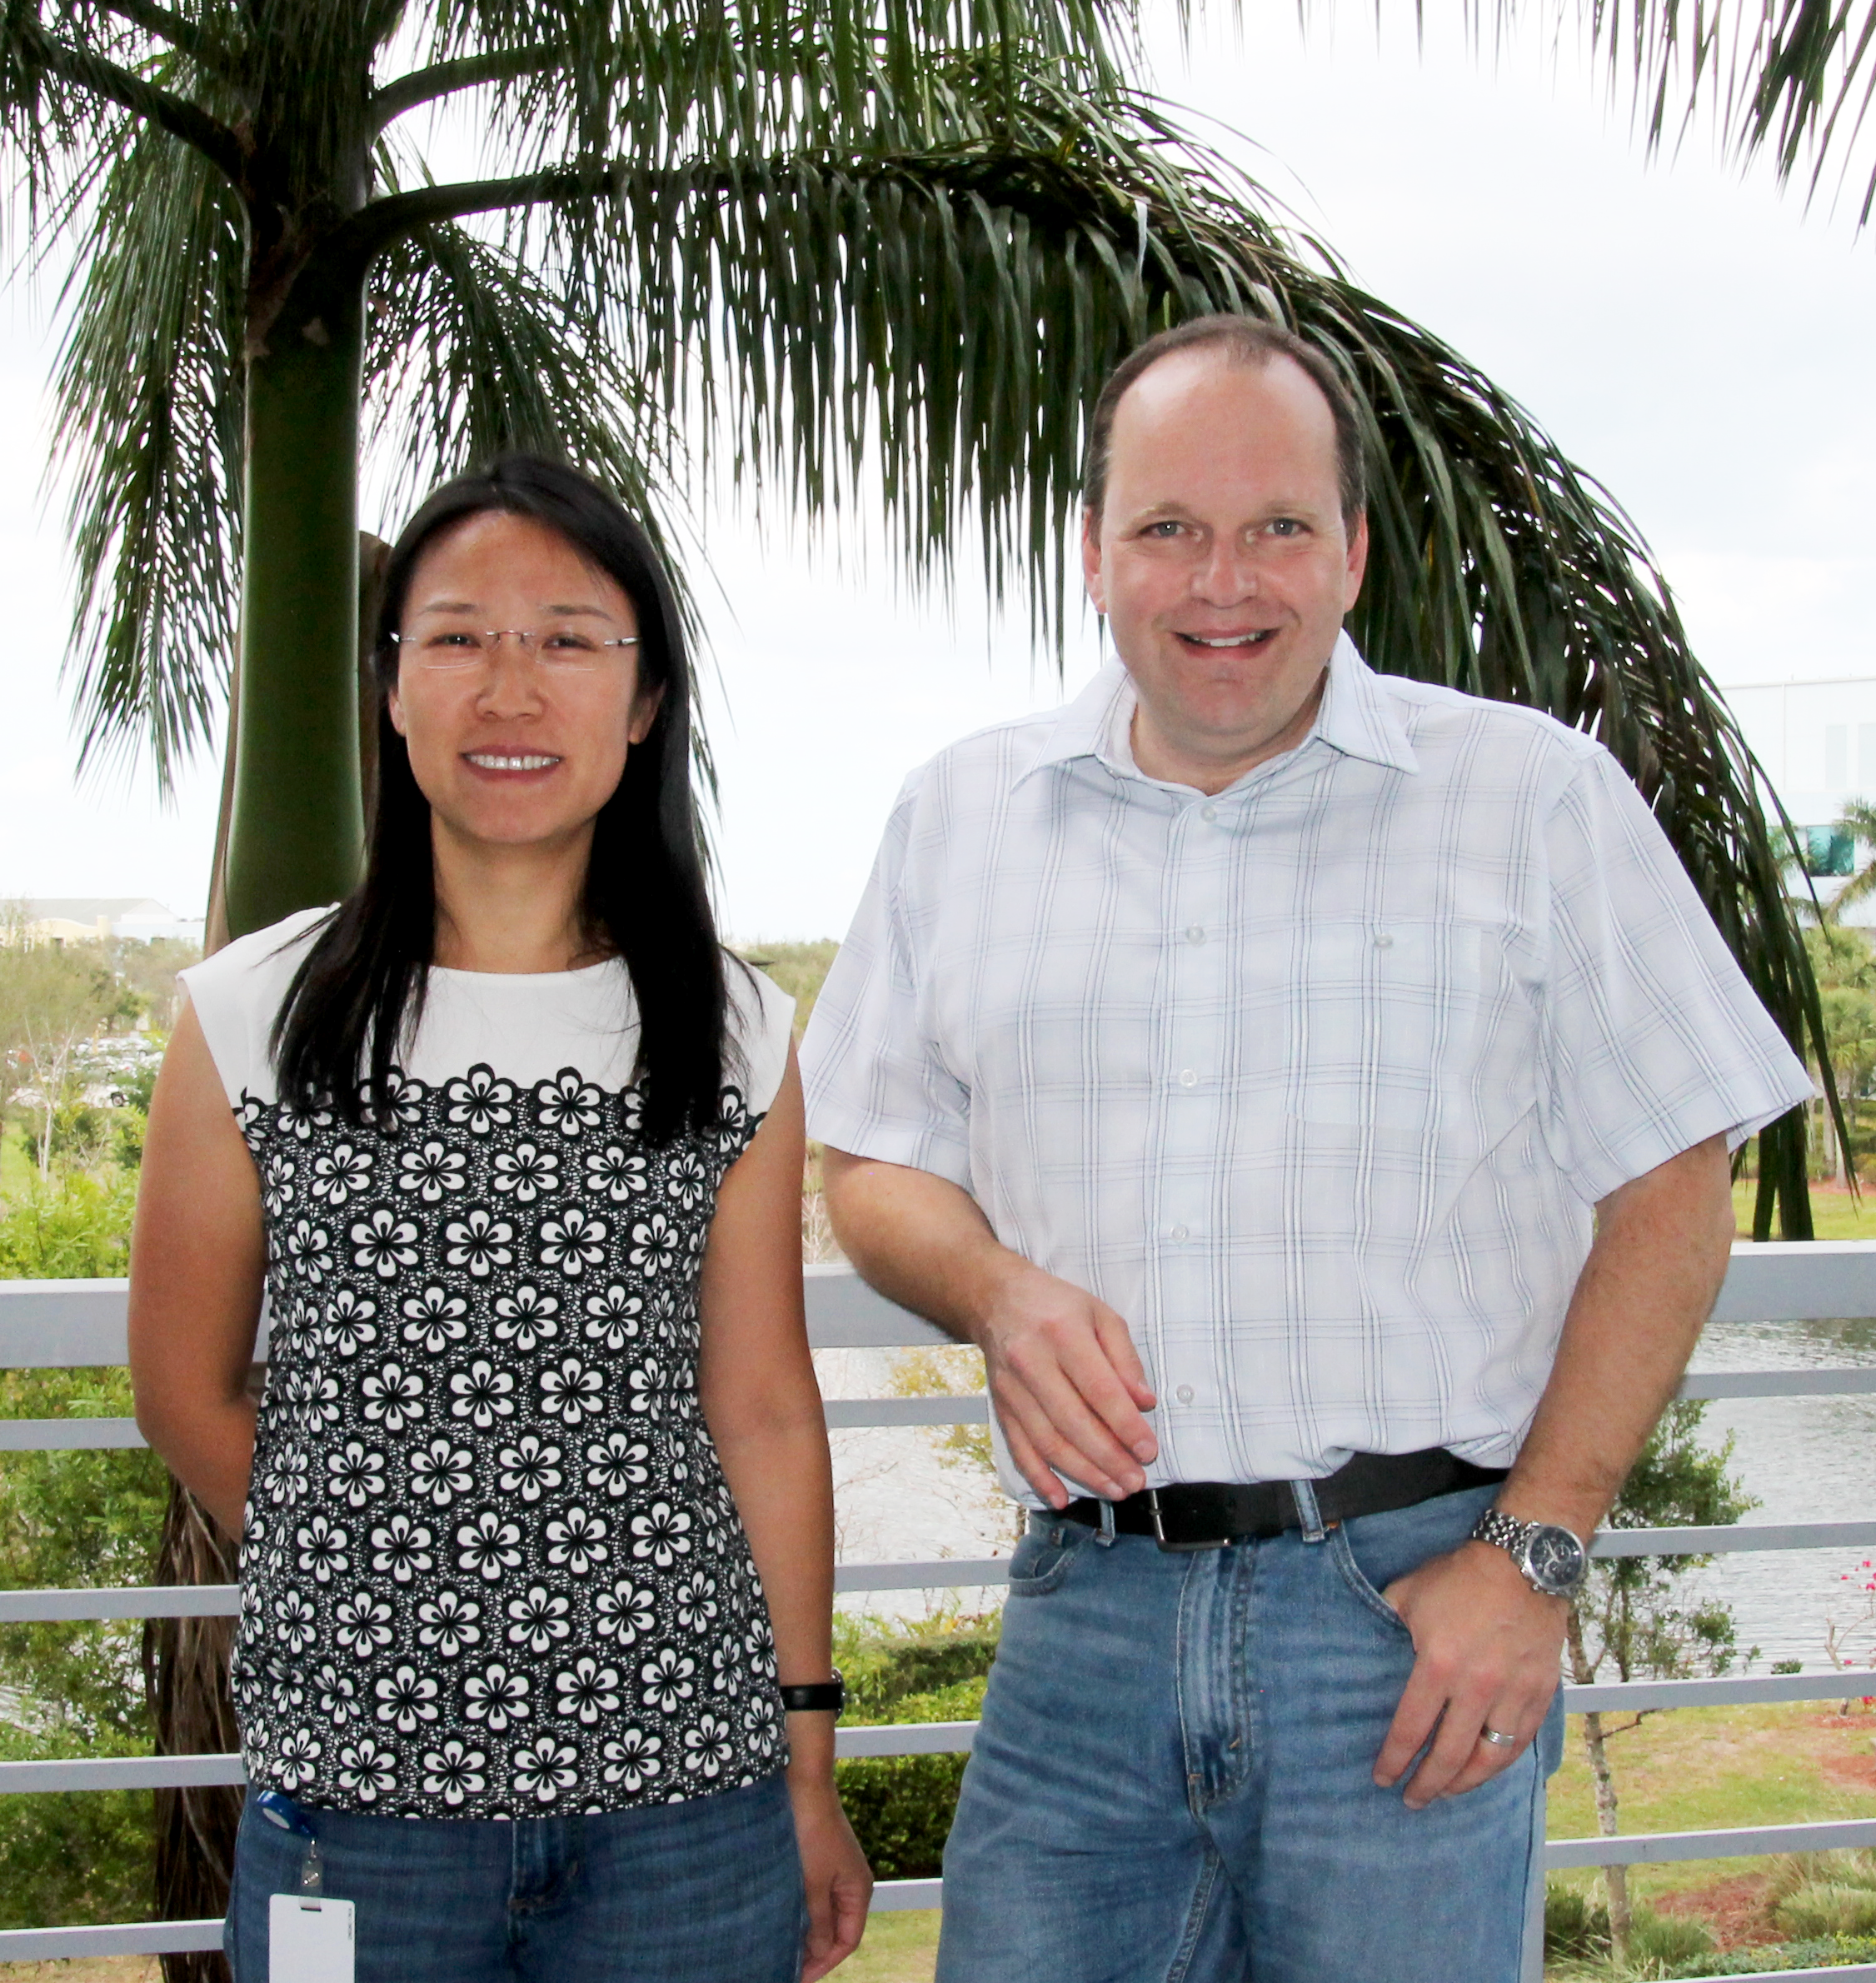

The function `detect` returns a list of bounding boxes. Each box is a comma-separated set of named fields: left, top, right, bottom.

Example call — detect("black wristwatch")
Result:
left=779, top=1670, right=845, bottom=1716
left=1469, top=1507, right=1589, bottom=1597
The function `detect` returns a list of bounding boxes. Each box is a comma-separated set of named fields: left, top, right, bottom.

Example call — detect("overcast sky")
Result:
left=2, top=2, right=1872, bottom=941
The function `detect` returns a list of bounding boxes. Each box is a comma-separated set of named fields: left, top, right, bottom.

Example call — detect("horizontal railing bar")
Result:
left=20, top=1513, right=1876, bottom=1624
left=1694, top=1969, right=1876, bottom=1982
left=1544, top=1816, right=1876, bottom=1867
left=1564, top=1669, right=1876, bottom=1711
left=1709, top=1241, right=1876, bottom=1324
left=834, top=1558, right=1010, bottom=1593
left=5, top=1376, right=1864, bottom=1453
left=1592, top=1520, right=1876, bottom=1556
left=0, top=1277, right=131, bottom=1368
left=0, top=1585, right=240, bottom=1622
left=838, top=1721, right=977, bottom=1760
left=870, top=1879, right=944, bottom=1913
left=0, top=1753, right=247, bottom=1793
left=0, top=1416, right=143, bottom=1450
left=4, top=1245, right=1872, bottom=1372
left=1678, top=1367, right=1876, bottom=1399
left=823, top=1397, right=987, bottom=1430
left=0, top=1406, right=991, bottom=1448
left=13, top=1671, right=1869, bottom=1791
left=0, top=1891, right=951, bottom=1962
left=0, top=1919, right=227, bottom=1961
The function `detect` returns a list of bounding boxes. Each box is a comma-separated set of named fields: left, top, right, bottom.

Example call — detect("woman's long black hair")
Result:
left=272, top=454, right=729, bottom=1145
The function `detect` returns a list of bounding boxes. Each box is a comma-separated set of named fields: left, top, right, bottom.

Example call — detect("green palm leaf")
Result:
left=52, top=120, right=245, bottom=786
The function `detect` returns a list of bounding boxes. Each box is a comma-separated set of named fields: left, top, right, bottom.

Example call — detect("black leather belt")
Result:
left=1060, top=1448, right=1508, bottom=1552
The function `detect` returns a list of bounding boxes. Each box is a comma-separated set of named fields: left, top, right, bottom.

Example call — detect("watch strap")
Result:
left=1469, top=1506, right=1587, bottom=1593
left=779, top=1671, right=845, bottom=1715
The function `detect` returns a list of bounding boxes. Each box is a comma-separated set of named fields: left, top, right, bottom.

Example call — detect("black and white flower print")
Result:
left=232, top=1066, right=781, bottom=1820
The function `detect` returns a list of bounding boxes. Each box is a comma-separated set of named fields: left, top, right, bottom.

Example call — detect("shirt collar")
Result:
left=1022, top=632, right=1419, bottom=785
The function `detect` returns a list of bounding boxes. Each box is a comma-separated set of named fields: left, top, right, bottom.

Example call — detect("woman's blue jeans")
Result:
left=224, top=1774, right=806, bottom=1982
left=937, top=1481, right=1563, bottom=1983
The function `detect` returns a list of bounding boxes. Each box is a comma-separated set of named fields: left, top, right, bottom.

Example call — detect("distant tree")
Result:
left=0, top=937, right=132, bottom=1181
left=1566, top=1401, right=1758, bottom=1966
left=1827, top=801, right=1876, bottom=927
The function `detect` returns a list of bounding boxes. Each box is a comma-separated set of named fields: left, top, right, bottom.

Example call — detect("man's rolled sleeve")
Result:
left=801, top=782, right=975, bottom=1189
left=1538, top=747, right=1815, bottom=1204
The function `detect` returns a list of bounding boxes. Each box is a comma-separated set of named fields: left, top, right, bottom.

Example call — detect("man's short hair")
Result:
left=1083, top=315, right=1367, bottom=526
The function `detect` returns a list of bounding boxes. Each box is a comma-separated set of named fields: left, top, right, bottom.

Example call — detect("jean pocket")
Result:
left=1005, top=1518, right=1095, bottom=1598
left=1328, top=1523, right=1414, bottom=1636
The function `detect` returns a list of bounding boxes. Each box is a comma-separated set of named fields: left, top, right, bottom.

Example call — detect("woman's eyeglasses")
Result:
left=391, top=628, right=641, bottom=673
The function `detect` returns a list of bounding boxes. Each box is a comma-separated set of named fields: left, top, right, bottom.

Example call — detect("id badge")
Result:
left=269, top=1893, right=355, bottom=1983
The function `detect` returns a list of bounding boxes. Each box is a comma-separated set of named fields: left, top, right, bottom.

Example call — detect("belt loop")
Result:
left=1095, top=1497, right=1117, bottom=1546
left=1290, top=1478, right=1327, bottom=1544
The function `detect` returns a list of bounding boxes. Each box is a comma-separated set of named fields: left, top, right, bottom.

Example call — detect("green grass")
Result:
left=1734, top=1177, right=1876, bottom=1239
left=841, top=1911, right=940, bottom=1982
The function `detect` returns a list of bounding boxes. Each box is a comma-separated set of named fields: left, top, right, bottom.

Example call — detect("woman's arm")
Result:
left=698, top=1045, right=871, bottom=1978
left=127, top=1001, right=267, bottom=1539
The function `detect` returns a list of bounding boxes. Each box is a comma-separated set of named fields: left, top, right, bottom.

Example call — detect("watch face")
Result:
left=1524, top=1525, right=1588, bottom=1594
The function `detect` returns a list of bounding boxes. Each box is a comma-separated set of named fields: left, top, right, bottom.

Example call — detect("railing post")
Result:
left=1521, top=1860, right=1546, bottom=1983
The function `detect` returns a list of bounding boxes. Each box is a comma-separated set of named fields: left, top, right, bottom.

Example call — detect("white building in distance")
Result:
left=1720, top=676, right=1876, bottom=923
left=21, top=897, right=205, bottom=946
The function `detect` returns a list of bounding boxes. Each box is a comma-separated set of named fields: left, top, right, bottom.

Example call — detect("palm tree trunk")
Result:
left=1567, top=1608, right=1633, bottom=1964
left=222, top=254, right=367, bottom=941
left=149, top=250, right=370, bottom=1972
left=142, top=1486, right=242, bottom=1983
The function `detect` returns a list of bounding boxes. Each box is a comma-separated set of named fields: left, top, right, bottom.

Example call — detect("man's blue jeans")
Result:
left=224, top=1775, right=806, bottom=1982
left=937, top=1481, right=1563, bottom=1983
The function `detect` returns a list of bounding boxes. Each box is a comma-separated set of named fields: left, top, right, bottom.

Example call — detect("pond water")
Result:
left=1684, top=1314, right=1876, bottom=1674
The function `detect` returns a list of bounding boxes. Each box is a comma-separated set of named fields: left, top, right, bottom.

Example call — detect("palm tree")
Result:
left=0, top=5, right=1843, bottom=1963
left=1829, top=799, right=1876, bottom=925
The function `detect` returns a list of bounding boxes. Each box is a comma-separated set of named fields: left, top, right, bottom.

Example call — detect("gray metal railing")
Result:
left=2, top=1246, right=1874, bottom=1976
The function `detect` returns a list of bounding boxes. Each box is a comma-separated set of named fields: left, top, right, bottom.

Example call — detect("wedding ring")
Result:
left=1479, top=1726, right=1519, bottom=1748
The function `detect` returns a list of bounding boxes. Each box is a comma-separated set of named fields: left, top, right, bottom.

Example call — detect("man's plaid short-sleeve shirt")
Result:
left=801, top=637, right=1814, bottom=1501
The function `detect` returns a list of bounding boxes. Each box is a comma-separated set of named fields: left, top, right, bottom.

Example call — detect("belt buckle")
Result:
left=1146, top=1487, right=1229, bottom=1553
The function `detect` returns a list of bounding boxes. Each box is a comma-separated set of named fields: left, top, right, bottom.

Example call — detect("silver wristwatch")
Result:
left=1469, top=1506, right=1589, bottom=1597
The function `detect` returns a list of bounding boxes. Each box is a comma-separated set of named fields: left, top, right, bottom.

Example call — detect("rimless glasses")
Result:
left=391, top=627, right=641, bottom=674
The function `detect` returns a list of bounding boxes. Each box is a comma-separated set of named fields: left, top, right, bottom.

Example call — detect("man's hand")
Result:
left=821, top=1150, right=1158, bottom=1507
left=1373, top=1541, right=1567, bottom=1810
left=973, top=1255, right=1159, bottom=1507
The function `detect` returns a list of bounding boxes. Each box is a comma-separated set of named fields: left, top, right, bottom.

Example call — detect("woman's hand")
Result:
left=789, top=1771, right=872, bottom=1980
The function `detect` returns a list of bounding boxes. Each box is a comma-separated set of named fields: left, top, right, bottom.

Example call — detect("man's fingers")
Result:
left=1092, top=1304, right=1160, bottom=1426
left=1373, top=1667, right=1445, bottom=1788
left=1398, top=1688, right=1498, bottom=1808
left=994, top=1351, right=1147, bottom=1497
left=996, top=1392, right=1074, bottom=1507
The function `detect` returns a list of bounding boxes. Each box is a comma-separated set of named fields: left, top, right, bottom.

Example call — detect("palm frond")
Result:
left=530, top=53, right=1831, bottom=1226
left=52, top=117, right=245, bottom=787
left=1492, top=0, right=1876, bottom=224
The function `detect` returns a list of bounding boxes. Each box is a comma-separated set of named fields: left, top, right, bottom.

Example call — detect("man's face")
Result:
left=1081, top=347, right=1368, bottom=787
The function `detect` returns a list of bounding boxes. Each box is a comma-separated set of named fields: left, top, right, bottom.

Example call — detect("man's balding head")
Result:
left=1084, top=316, right=1366, bottom=527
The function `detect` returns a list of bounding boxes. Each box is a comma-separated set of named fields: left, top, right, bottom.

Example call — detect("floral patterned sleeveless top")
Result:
left=181, top=910, right=796, bottom=1820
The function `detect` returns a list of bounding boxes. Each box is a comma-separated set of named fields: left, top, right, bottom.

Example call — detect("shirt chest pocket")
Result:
left=1235, top=919, right=1499, bottom=1143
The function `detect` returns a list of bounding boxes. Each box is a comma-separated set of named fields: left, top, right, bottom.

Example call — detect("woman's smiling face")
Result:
left=387, top=509, right=661, bottom=857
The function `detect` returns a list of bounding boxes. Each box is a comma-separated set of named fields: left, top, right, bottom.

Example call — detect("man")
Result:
left=799, top=317, right=1811, bottom=1982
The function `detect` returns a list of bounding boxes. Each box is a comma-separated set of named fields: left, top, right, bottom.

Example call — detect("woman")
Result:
left=129, top=455, right=871, bottom=1982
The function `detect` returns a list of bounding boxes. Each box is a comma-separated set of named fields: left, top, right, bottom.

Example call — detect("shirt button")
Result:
left=1175, top=1384, right=1196, bottom=1406
left=1177, top=1069, right=1198, bottom=1088
left=1170, top=1223, right=1189, bottom=1242
left=1200, top=804, right=1218, bottom=823
left=1185, top=925, right=1205, bottom=945
left=1374, top=930, right=1394, bottom=949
